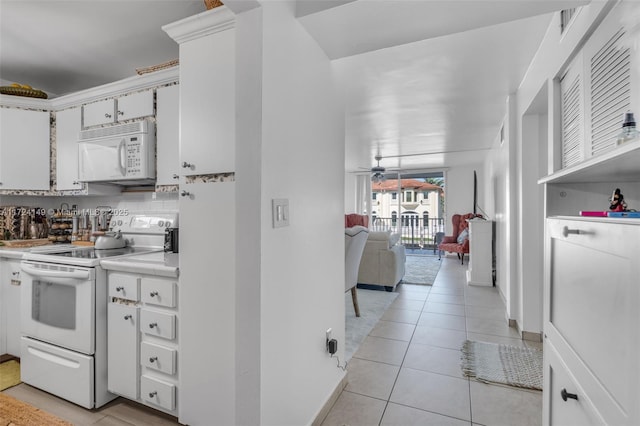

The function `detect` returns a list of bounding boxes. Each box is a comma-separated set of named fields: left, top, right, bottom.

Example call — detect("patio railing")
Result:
left=370, top=216, right=445, bottom=249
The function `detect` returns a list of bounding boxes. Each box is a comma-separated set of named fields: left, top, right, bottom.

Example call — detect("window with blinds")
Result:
left=561, top=72, right=583, bottom=168
left=590, top=28, right=631, bottom=156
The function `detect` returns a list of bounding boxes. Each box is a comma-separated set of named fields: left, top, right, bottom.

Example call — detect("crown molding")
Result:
left=163, top=6, right=235, bottom=44
left=51, top=67, right=179, bottom=110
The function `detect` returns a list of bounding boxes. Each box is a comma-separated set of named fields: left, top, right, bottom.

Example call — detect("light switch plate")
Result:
left=272, top=198, right=290, bottom=228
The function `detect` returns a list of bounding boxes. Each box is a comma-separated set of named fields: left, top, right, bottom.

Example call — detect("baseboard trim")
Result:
left=522, top=331, right=542, bottom=343
left=312, top=373, right=348, bottom=426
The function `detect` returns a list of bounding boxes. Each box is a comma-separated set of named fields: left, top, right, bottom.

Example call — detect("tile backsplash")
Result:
left=0, top=191, right=178, bottom=219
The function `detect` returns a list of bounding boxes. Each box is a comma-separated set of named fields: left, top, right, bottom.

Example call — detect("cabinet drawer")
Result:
left=140, top=309, right=176, bottom=340
left=141, top=278, right=176, bottom=307
left=141, top=375, right=176, bottom=411
left=544, top=342, right=602, bottom=426
left=141, top=342, right=177, bottom=375
left=108, top=273, right=140, bottom=301
left=547, top=218, right=639, bottom=418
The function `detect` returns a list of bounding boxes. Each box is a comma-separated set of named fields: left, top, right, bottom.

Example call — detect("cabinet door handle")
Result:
left=560, top=388, right=578, bottom=401
left=115, top=286, right=124, bottom=292
left=172, top=174, right=179, bottom=180
left=149, top=322, right=158, bottom=329
left=180, top=190, right=191, bottom=197
left=105, top=113, right=112, bottom=118
left=182, top=161, right=193, bottom=169
left=117, top=110, right=124, bottom=116
left=562, top=226, right=581, bottom=238
left=150, top=291, right=159, bottom=297
left=12, top=271, right=19, bottom=276
left=149, top=356, right=158, bottom=363
left=123, top=315, right=132, bottom=320
left=149, top=391, right=157, bottom=398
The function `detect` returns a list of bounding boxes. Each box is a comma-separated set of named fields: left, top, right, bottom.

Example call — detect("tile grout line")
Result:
left=377, top=284, right=430, bottom=425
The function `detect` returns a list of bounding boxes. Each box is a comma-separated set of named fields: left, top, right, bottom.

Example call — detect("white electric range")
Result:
left=19, top=212, right=178, bottom=409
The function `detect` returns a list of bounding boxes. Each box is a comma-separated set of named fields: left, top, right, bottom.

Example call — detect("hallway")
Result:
left=321, top=256, right=542, bottom=425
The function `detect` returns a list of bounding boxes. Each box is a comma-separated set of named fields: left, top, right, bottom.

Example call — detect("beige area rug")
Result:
left=0, top=360, right=20, bottom=391
left=0, top=393, right=72, bottom=426
left=345, top=288, right=398, bottom=361
left=461, top=340, right=543, bottom=391
left=402, top=254, right=441, bottom=285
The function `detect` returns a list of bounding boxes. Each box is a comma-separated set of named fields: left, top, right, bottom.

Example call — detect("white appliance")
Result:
left=78, top=120, right=156, bottom=184
left=20, top=211, right=177, bottom=409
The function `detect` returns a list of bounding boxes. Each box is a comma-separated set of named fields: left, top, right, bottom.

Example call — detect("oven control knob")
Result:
left=149, top=322, right=158, bottom=329
left=149, top=356, right=158, bottom=363
left=158, top=220, right=164, bottom=227
left=150, top=291, right=159, bottom=298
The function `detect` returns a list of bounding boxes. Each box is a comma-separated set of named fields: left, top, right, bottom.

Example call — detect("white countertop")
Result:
left=100, top=251, right=179, bottom=278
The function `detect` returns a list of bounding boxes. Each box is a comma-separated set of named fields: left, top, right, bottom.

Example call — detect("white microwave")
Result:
left=78, top=120, right=156, bottom=183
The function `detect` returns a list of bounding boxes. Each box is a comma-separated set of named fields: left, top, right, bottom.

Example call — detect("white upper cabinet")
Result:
left=55, top=106, right=83, bottom=191
left=0, top=107, right=50, bottom=190
left=176, top=25, right=235, bottom=175
left=156, top=85, right=180, bottom=186
left=83, top=90, right=154, bottom=128
left=116, top=90, right=155, bottom=122
left=83, top=98, right=116, bottom=127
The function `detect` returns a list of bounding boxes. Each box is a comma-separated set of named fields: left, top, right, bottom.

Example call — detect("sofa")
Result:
left=345, top=226, right=369, bottom=317
left=438, top=213, right=479, bottom=264
left=357, top=230, right=406, bottom=291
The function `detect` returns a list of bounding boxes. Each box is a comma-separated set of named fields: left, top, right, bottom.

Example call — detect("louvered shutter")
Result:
left=561, top=71, right=583, bottom=168
left=590, top=28, right=631, bottom=156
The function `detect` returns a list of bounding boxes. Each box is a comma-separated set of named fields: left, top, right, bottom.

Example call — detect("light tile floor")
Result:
left=321, top=255, right=542, bottom=426
left=1, top=255, right=542, bottom=426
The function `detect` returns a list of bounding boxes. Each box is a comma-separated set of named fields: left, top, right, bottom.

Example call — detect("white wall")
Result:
left=444, top=164, right=483, bottom=234
left=483, top=0, right=614, bottom=335
left=258, top=2, right=346, bottom=425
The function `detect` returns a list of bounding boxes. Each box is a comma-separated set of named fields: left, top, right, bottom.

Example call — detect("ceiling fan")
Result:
left=370, top=154, right=386, bottom=182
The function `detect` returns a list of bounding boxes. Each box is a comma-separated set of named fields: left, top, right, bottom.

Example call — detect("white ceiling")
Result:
left=0, top=0, right=589, bottom=173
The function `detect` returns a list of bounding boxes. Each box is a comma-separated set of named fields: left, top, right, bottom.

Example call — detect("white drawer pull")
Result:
left=562, top=226, right=581, bottom=237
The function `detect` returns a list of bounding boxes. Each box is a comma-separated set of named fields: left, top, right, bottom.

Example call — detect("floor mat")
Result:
left=402, top=254, right=441, bottom=285
left=0, top=392, right=72, bottom=425
left=461, top=340, right=543, bottom=390
left=0, top=359, right=20, bottom=391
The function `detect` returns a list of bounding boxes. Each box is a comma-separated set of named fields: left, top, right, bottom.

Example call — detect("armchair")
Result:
left=345, top=226, right=369, bottom=317
left=438, top=213, right=478, bottom=264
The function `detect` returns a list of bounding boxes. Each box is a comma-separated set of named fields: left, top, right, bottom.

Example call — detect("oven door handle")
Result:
left=21, top=264, right=91, bottom=282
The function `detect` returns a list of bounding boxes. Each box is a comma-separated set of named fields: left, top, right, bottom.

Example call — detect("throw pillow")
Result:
left=456, top=228, right=469, bottom=244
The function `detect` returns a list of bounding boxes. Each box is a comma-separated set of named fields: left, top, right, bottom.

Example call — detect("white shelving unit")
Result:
left=541, top=137, right=640, bottom=425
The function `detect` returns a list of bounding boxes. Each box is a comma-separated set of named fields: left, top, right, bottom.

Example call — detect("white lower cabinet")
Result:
left=1, top=258, right=22, bottom=357
left=107, top=303, right=139, bottom=399
left=107, top=271, right=179, bottom=416
left=544, top=218, right=640, bottom=425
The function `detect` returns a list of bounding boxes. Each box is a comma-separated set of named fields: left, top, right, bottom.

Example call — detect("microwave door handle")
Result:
left=21, top=264, right=91, bottom=282
left=118, top=139, right=126, bottom=176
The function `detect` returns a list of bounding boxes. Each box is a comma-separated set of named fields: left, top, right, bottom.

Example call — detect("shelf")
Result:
left=538, top=137, right=640, bottom=185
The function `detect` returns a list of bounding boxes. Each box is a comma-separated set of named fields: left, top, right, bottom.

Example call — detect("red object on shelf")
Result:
left=579, top=211, right=609, bottom=217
